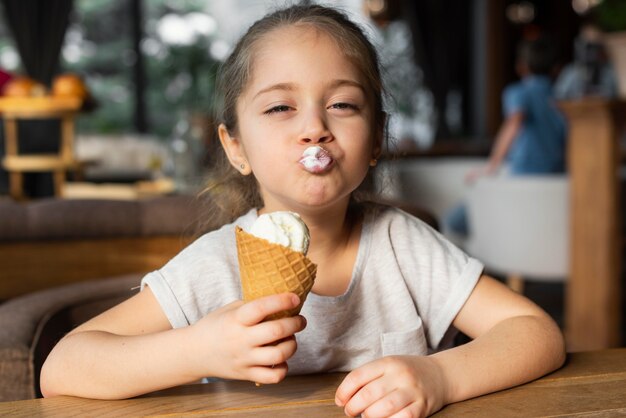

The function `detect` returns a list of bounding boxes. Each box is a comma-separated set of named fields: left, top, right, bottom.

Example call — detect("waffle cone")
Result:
left=236, top=226, right=317, bottom=320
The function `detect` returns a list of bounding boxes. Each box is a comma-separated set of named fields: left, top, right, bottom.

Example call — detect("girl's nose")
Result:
left=299, top=109, right=333, bottom=144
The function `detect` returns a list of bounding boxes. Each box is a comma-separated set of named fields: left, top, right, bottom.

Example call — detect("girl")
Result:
left=41, top=5, right=565, bottom=417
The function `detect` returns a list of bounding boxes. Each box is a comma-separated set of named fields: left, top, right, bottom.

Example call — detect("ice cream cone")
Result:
left=236, top=226, right=317, bottom=320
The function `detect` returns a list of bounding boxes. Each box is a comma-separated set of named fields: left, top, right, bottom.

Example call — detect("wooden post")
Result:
left=3, top=117, right=24, bottom=200
left=60, top=114, right=74, bottom=162
left=559, top=99, right=624, bottom=351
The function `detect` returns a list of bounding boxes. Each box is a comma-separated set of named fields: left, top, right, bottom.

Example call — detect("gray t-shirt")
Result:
left=141, top=203, right=483, bottom=374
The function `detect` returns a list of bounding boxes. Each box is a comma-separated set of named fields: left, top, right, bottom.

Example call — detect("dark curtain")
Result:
left=399, top=0, right=470, bottom=140
left=1, top=0, right=73, bottom=86
left=0, top=0, right=73, bottom=197
left=130, top=0, right=148, bottom=133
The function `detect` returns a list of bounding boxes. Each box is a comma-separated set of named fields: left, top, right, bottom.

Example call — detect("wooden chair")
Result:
left=0, top=97, right=83, bottom=200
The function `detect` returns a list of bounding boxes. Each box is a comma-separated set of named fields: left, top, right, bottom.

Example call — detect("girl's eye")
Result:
left=329, top=102, right=358, bottom=111
left=264, top=105, right=291, bottom=115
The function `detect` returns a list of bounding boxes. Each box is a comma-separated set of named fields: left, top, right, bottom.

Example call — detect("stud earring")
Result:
left=369, top=158, right=378, bottom=167
left=240, top=163, right=246, bottom=170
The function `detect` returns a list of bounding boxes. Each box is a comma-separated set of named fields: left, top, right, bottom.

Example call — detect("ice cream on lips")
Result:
left=249, top=211, right=310, bottom=254
left=299, top=145, right=333, bottom=173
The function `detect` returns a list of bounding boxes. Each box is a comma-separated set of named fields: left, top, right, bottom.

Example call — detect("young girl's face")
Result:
left=221, top=25, right=380, bottom=214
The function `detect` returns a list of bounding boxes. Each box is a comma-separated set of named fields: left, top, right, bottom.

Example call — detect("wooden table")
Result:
left=559, top=99, right=624, bottom=351
left=2, top=349, right=625, bottom=417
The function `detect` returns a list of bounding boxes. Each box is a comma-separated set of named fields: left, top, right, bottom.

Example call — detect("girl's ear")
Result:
left=218, top=123, right=252, bottom=175
left=372, top=112, right=387, bottom=158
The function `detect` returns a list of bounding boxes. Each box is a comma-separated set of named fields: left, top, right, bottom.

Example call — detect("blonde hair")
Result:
left=199, top=4, right=389, bottom=230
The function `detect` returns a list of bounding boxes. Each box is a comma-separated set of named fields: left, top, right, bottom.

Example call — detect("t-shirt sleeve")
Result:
left=388, top=209, right=484, bottom=349
left=503, top=83, right=527, bottom=117
left=140, top=224, right=242, bottom=328
left=142, top=269, right=191, bottom=328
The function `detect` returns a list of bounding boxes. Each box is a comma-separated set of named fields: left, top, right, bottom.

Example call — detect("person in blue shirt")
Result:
left=445, top=36, right=568, bottom=237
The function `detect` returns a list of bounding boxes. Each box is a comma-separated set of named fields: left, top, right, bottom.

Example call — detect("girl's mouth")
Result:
left=299, top=145, right=334, bottom=174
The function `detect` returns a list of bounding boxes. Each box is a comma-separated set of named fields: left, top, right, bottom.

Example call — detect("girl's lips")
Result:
left=299, top=145, right=334, bottom=174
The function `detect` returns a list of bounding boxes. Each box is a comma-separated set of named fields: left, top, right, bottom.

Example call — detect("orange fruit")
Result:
left=52, top=73, right=88, bottom=98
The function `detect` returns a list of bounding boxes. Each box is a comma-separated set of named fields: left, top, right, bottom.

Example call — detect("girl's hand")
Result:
left=187, top=292, right=307, bottom=384
left=335, top=355, right=448, bottom=418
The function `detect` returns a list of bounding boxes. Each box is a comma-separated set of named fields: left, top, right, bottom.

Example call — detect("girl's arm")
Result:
left=40, top=287, right=306, bottom=400
left=336, top=274, right=565, bottom=417
left=431, top=275, right=565, bottom=403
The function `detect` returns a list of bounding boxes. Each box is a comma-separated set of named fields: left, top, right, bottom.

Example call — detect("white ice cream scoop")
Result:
left=249, top=211, right=310, bottom=254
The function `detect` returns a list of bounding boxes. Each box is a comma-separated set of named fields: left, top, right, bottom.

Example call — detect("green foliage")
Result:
left=593, top=0, right=626, bottom=32
left=63, top=0, right=221, bottom=138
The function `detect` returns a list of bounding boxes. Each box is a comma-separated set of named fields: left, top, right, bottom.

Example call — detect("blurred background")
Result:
left=1, top=0, right=626, bottom=402
left=0, top=0, right=603, bottom=192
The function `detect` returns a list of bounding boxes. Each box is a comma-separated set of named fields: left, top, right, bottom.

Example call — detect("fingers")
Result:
left=342, top=381, right=388, bottom=417
left=359, top=389, right=415, bottom=418
left=335, top=361, right=385, bottom=407
left=248, top=315, right=307, bottom=346
left=341, top=381, right=420, bottom=418
left=251, top=336, right=298, bottom=366
left=336, top=360, right=424, bottom=417
left=236, top=293, right=300, bottom=326
left=248, top=363, right=289, bottom=385
left=336, top=357, right=438, bottom=418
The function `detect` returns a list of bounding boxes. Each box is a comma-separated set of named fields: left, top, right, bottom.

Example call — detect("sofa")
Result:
left=0, top=274, right=141, bottom=401
left=0, top=195, right=211, bottom=300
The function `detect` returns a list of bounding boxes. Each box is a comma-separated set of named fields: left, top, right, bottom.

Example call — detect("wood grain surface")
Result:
left=1, top=349, right=625, bottom=417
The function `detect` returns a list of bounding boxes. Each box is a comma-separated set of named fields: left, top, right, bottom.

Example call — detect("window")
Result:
left=62, top=0, right=134, bottom=134
left=60, top=0, right=439, bottom=148
left=62, top=0, right=221, bottom=138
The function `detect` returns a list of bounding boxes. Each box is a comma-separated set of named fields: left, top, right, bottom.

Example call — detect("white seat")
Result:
left=466, top=175, right=569, bottom=291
